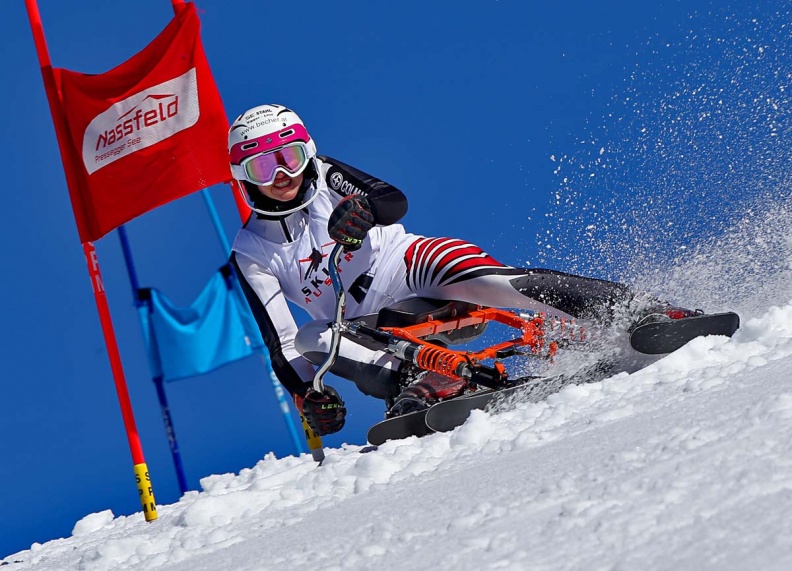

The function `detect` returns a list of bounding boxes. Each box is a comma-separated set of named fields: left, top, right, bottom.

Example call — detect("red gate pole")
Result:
left=25, top=0, right=158, bottom=521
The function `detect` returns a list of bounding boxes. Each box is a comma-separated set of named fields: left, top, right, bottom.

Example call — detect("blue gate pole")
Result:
left=152, top=375, right=190, bottom=495
left=118, top=225, right=191, bottom=495
left=200, top=189, right=306, bottom=455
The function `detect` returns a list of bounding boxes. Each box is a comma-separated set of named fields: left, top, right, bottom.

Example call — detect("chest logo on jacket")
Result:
left=298, top=242, right=354, bottom=303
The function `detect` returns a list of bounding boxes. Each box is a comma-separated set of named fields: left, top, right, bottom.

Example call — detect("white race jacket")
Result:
left=231, top=156, right=415, bottom=397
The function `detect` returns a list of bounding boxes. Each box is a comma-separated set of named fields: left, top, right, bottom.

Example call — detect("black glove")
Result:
left=297, top=386, right=347, bottom=436
left=328, top=195, right=374, bottom=251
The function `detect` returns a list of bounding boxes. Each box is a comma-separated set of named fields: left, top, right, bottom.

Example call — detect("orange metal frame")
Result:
left=381, top=307, right=557, bottom=380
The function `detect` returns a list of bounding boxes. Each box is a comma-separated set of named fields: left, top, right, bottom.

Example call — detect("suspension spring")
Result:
left=414, top=345, right=469, bottom=378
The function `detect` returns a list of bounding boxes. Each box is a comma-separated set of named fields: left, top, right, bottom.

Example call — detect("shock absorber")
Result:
left=388, top=339, right=506, bottom=389
left=387, top=339, right=466, bottom=376
left=414, top=345, right=470, bottom=378
left=348, top=322, right=508, bottom=388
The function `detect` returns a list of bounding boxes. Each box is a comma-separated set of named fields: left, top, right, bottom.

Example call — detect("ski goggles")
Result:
left=231, top=141, right=310, bottom=186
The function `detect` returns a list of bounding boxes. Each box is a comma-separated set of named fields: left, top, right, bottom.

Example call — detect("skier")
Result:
left=228, top=104, right=699, bottom=436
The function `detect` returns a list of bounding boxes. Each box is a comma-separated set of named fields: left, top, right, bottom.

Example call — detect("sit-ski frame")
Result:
left=312, top=244, right=585, bottom=394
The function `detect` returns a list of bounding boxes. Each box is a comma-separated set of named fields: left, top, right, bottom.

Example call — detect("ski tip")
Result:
left=630, top=311, right=740, bottom=355
left=366, top=408, right=434, bottom=446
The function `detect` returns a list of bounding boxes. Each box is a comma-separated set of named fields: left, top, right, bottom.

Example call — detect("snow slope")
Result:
left=6, top=4, right=792, bottom=568
left=3, top=297, right=792, bottom=570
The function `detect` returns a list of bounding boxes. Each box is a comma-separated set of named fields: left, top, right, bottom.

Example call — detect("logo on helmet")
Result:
left=82, top=69, right=199, bottom=175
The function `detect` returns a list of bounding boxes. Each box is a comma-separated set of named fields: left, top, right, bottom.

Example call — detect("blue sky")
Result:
left=1, top=0, right=787, bottom=558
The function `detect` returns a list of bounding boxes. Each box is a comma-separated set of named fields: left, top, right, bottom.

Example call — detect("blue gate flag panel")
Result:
left=138, top=266, right=264, bottom=382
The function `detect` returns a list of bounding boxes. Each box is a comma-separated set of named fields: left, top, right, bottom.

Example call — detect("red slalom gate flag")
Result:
left=53, top=3, right=230, bottom=242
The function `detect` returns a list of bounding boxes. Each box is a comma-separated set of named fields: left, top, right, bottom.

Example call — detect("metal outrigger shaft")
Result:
left=311, top=243, right=347, bottom=394
left=298, top=243, right=348, bottom=463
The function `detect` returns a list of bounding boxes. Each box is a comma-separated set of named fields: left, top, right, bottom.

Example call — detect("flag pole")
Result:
left=118, top=225, right=191, bottom=495
left=25, top=0, right=158, bottom=521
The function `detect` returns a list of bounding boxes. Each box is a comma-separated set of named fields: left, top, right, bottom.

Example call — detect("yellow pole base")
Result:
left=134, top=463, right=158, bottom=521
left=300, top=416, right=325, bottom=463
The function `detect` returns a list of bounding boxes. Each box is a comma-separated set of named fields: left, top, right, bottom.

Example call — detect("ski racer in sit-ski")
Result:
left=228, top=104, right=739, bottom=440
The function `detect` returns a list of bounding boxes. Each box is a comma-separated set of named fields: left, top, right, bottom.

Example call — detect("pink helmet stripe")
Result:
left=229, top=123, right=311, bottom=165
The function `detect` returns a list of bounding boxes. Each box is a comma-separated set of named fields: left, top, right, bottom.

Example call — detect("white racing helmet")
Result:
left=228, top=104, right=319, bottom=216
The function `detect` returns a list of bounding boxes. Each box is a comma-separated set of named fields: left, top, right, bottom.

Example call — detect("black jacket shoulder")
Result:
left=318, top=155, right=408, bottom=225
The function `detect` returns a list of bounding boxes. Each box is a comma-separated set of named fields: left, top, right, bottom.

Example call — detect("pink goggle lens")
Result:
left=243, top=143, right=308, bottom=185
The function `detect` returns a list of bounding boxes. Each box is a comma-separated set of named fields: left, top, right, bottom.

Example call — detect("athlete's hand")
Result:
left=328, top=195, right=374, bottom=251
left=296, top=386, right=347, bottom=435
